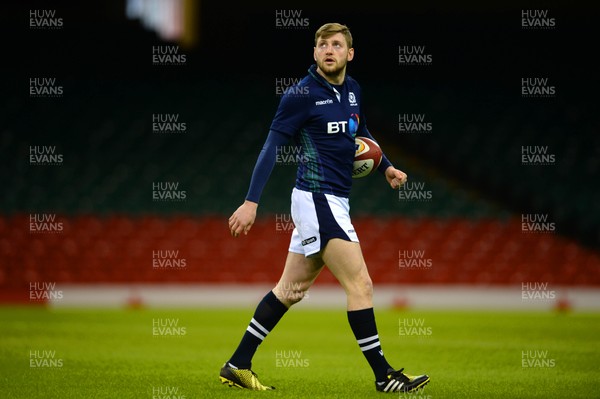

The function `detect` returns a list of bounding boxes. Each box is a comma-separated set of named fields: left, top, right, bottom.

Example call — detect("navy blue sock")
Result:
left=348, top=308, right=392, bottom=381
left=228, top=291, right=288, bottom=369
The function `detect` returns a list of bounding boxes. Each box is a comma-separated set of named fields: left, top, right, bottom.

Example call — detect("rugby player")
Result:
left=220, top=22, right=430, bottom=393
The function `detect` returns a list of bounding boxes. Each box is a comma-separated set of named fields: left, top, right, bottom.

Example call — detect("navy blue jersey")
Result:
left=245, top=64, right=391, bottom=203
left=271, top=64, right=368, bottom=197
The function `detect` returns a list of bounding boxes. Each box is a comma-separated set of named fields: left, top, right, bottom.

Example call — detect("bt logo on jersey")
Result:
left=327, top=121, right=348, bottom=134
left=328, top=114, right=359, bottom=135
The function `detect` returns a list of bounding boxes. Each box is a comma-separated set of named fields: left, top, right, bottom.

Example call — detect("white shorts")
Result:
left=288, top=187, right=359, bottom=257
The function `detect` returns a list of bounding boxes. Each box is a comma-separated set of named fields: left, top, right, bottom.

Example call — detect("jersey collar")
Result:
left=308, top=64, right=344, bottom=102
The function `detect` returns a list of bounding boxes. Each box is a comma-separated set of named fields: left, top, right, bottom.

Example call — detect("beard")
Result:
left=316, top=58, right=347, bottom=79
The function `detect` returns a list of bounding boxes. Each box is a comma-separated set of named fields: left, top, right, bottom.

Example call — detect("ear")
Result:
left=313, top=47, right=317, bottom=61
left=347, top=47, right=354, bottom=62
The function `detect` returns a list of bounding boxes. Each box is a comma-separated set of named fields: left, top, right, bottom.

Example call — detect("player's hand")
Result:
left=229, top=200, right=258, bottom=237
left=385, top=166, right=408, bottom=189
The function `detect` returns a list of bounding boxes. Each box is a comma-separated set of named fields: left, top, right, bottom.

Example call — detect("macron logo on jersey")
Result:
left=315, top=99, right=333, bottom=106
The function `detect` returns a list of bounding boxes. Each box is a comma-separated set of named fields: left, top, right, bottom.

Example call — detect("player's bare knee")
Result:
left=274, top=281, right=310, bottom=306
left=353, top=274, right=373, bottom=300
left=288, top=289, right=308, bottom=305
left=363, top=276, right=374, bottom=299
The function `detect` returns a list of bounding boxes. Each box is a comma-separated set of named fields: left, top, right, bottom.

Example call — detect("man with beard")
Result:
left=219, top=22, right=430, bottom=393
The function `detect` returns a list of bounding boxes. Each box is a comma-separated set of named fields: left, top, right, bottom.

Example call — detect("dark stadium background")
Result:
left=1, top=1, right=598, bottom=303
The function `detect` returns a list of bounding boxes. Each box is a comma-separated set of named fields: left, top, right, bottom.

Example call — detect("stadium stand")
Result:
left=1, top=76, right=599, bottom=300
left=2, top=214, right=599, bottom=296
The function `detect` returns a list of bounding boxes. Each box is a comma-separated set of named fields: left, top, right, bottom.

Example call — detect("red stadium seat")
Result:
left=1, top=214, right=599, bottom=295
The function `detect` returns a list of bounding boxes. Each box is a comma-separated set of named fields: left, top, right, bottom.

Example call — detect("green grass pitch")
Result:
left=1, top=306, right=599, bottom=398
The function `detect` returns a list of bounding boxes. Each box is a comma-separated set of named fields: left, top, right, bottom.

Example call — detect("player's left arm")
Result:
left=383, top=165, right=408, bottom=189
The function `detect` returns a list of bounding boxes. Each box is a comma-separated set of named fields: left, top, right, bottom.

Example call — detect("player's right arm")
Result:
left=229, top=200, right=258, bottom=237
left=229, top=89, right=309, bottom=237
left=229, top=129, right=291, bottom=237
left=229, top=87, right=309, bottom=237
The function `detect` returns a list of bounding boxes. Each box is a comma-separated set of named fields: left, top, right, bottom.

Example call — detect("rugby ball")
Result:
left=353, top=137, right=382, bottom=178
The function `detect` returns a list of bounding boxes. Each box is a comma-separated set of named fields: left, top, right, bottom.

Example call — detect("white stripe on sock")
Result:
left=356, top=334, right=379, bottom=345
left=251, top=318, right=270, bottom=336
left=247, top=326, right=266, bottom=341
left=360, top=341, right=381, bottom=352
